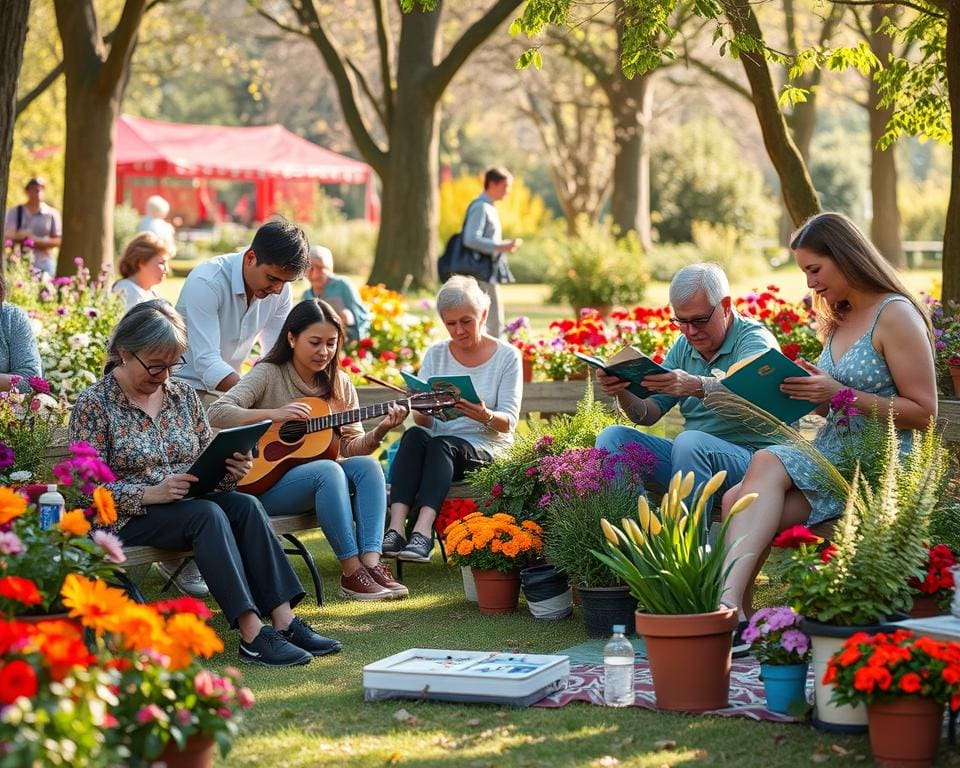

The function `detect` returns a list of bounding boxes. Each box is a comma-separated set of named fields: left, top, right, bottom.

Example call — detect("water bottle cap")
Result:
left=612, top=624, right=625, bottom=633
left=47, top=484, right=57, bottom=492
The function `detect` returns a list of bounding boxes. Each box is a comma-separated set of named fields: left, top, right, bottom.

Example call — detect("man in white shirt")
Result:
left=176, top=218, right=310, bottom=399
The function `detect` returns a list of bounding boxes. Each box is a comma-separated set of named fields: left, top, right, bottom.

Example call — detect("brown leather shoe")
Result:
left=339, top=567, right=392, bottom=601
left=367, top=563, right=409, bottom=599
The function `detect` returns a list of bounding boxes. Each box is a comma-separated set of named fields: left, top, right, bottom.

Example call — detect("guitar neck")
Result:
left=306, top=398, right=407, bottom=433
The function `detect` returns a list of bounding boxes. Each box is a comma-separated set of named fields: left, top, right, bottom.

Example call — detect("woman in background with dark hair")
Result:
left=0, top=271, right=42, bottom=392
left=208, top=299, right=409, bottom=601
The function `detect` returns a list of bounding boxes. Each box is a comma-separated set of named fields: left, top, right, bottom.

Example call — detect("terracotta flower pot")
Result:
left=522, top=355, right=534, bottom=383
left=634, top=606, right=738, bottom=712
left=471, top=568, right=521, bottom=615
left=949, top=364, right=960, bottom=398
left=867, top=697, right=944, bottom=768
left=908, top=595, right=943, bottom=619
left=156, top=733, right=216, bottom=768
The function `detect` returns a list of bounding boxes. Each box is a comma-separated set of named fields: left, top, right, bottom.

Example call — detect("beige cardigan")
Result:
left=206, top=361, right=380, bottom=457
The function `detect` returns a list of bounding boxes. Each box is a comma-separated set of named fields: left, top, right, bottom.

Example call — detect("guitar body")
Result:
left=238, top=398, right=340, bottom=495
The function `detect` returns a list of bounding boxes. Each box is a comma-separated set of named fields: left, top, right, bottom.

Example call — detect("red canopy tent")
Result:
left=115, top=114, right=379, bottom=225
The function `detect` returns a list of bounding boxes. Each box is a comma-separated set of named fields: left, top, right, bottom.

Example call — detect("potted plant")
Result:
left=540, top=444, right=656, bottom=637
left=743, top=606, right=811, bottom=715
left=907, top=544, right=956, bottom=618
left=0, top=375, right=66, bottom=487
left=947, top=355, right=960, bottom=397
left=775, top=421, right=949, bottom=732
left=434, top=498, right=480, bottom=600
left=824, top=629, right=960, bottom=767
left=594, top=469, right=754, bottom=712
left=444, top=512, right=544, bottom=614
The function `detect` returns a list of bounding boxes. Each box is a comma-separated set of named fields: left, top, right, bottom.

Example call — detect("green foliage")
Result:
left=544, top=485, right=637, bottom=588
left=781, top=419, right=948, bottom=626
left=929, top=496, right=960, bottom=558
left=594, top=471, right=742, bottom=614
left=113, top=203, right=142, bottom=260
left=645, top=223, right=765, bottom=283
left=899, top=176, right=948, bottom=241
left=544, top=218, right=648, bottom=310
left=650, top=119, right=777, bottom=244
left=809, top=130, right=869, bottom=218
left=302, top=220, right=379, bottom=279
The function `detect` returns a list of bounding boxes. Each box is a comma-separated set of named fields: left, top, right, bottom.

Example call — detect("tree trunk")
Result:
left=723, top=0, right=820, bottom=226
left=610, top=69, right=654, bottom=249
left=0, top=0, right=30, bottom=251
left=368, top=9, right=440, bottom=290
left=942, top=1, right=960, bottom=304
left=865, top=4, right=904, bottom=267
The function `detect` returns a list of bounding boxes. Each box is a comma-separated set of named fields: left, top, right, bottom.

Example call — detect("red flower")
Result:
left=0, top=576, right=43, bottom=606
left=0, top=659, right=38, bottom=704
left=820, top=543, right=838, bottom=563
left=152, top=596, right=214, bottom=620
left=781, top=342, right=801, bottom=361
left=900, top=673, right=922, bottom=694
left=772, top=525, right=823, bottom=549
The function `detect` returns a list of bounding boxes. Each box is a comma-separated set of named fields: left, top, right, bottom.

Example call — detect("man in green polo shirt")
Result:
left=595, top=262, right=778, bottom=508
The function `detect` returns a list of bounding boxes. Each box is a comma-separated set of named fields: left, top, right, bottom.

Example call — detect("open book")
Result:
left=400, top=371, right=480, bottom=420
left=720, top=348, right=817, bottom=424
left=573, top=346, right=668, bottom=399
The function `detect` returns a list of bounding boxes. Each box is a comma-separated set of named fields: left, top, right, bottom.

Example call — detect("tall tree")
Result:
left=53, top=0, right=148, bottom=274
left=257, top=1, right=523, bottom=289
left=0, top=1, right=31, bottom=238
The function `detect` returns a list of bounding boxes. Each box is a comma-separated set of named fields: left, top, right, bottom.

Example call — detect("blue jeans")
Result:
left=258, top=456, right=386, bottom=561
left=595, top=425, right=754, bottom=510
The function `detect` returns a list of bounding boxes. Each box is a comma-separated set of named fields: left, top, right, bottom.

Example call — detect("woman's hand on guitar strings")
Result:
left=225, top=450, right=255, bottom=481
left=270, top=401, right=312, bottom=422
left=374, top=402, right=409, bottom=441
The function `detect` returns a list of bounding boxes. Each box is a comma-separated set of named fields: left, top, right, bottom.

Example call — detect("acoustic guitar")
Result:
left=237, top=391, right=458, bottom=494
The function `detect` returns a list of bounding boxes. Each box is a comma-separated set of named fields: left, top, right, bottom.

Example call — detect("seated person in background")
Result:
left=207, top=299, right=408, bottom=601
left=137, top=195, right=177, bottom=257
left=112, top=232, right=170, bottom=310
left=595, top=262, right=779, bottom=511
left=302, top=245, right=371, bottom=342
left=176, top=218, right=309, bottom=403
left=720, top=212, right=937, bottom=620
left=69, top=300, right=341, bottom=668
left=0, top=272, right=42, bottom=392
left=383, top=275, right=522, bottom=562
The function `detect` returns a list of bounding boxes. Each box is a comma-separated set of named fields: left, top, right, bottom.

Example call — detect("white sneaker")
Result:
left=156, top=559, right=210, bottom=597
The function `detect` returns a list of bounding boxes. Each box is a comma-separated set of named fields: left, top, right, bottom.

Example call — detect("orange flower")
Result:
left=115, top=603, right=166, bottom=652
left=59, top=509, right=91, bottom=537
left=162, top=613, right=224, bottom=669
left=0, top=487, right=27, bottom=525
left=0, top=576, right=42, bottom=606
left=92, top=487, right=117, bottom=526
left=61, top=573, right=133, bottom=635
left=456, top=539, right=475, bottom=557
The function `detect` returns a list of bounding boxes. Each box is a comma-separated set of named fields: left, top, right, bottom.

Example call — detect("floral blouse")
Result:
left=68, top=373, right=236, bottom=530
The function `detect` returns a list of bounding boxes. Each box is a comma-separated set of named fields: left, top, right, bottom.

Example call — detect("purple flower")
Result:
left=533, top=435, right=554, bottom=453
left=3, top=240, right=12, bottom=247
left=780, top=629, right=809, bottom=657
left=8, top=375, right=21, bottom=388
left=741, top=625, right=761, bottom=644
left=56, top=307, right=66, bottom=316
left=0, top=531, right=24, bottom=555
left=540, top=447, right=615, bottom=499
left=505, top=316, right=530, bottom=334
left=0, top=443, right=15, bottom=471
left=53, top=276, right=72, bottom=287
left=85, top=308, right=98, bottom=318
left=73, top=257, right=84, bottom=267
left=829, top=388, right=857, bottom=412
left=525, top=466, right=538, bottom=477
left=609, top=443, right=658, bottom=483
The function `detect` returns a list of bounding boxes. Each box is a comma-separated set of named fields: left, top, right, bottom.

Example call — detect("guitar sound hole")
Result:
left=278, top=420, right=308, bottom=443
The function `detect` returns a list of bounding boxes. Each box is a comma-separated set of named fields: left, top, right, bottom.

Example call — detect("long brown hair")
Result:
left=790, top=212, right=933, bottom=344
left=261, top=299, right=345, bottom=396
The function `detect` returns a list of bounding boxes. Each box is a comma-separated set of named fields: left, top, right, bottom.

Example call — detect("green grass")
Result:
left=130, top=535, right=898, bottom=768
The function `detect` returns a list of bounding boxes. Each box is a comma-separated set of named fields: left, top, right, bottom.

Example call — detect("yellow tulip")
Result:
left=729, top=492, right=759, bottom=516
left=624, top=518, right=645, bottom=547
left=668, top=470, right=682, bottom=497
left=700, top=470, right=728, bottom=502
left=677, top=514, right=688, bottom=535
left=648, top=513, right=663, bottom=536
left=600, top=518, right=620, bottom=546
left=678, top=472, right=695, bottom=500
left=638, top=496, right=651, bottom=532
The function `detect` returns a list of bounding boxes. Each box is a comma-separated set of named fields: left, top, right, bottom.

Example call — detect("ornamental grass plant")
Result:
left=594, top=469, right=757, bottom=615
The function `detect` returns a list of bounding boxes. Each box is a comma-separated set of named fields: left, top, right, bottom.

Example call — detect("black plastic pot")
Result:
left=578, top=585, right=637, bottom=638
left=520, top=564, right=572, bottom=620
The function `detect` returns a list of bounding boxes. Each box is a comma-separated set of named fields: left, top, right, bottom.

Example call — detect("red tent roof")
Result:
left=115, top=114, right=371, bottom=184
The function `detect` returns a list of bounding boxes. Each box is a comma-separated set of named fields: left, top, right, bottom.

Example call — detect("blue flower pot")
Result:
left=761, top=662, right=809, bottom=715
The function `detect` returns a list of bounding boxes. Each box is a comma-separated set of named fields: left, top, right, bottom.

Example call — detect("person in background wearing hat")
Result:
left=3, top=177, right=62, bottom=275
left=302, top=246, right=371, bottom=343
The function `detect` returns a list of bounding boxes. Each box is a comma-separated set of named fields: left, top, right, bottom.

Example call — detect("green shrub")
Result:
left=545, top=218, right=648, bottom=310
left=645, top=222, right=765, bottom=283
left=303, top=220, right=378, bottom=278
left=112, top=204, right=141, bottom=263
left=509, top=222, right=564, bottom=284
left=899, top=176, right=948, bottom=241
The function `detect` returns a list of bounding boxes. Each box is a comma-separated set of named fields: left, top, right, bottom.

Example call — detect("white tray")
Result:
left=363, top=648, right=569, bottom=706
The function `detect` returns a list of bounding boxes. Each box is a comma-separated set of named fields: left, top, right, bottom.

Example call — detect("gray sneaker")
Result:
left=381, top=529, right=407, bottom=556
left=397, top=532, right=433, bottom=562
left=156, top=559, right=210, bottom=598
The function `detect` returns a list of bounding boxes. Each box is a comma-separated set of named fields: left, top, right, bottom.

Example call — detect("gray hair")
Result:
left=436, top=275, right=490, bottom=316
left=669, top=262, right=730, bottom=307
left=309, top=245, right=334, bottom=271
left=145, top=195, right=170, bottom=218
left=105, top=299, right=187, bottom=374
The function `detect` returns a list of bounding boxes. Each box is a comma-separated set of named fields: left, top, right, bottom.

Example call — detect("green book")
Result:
left=573, top=345, right=669, bottom=399
left=400, top=371, right=480, bottom=420
left=720, top=348, right=818, bottom=424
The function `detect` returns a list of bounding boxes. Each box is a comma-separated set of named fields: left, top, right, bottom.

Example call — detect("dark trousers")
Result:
left=388, top=427, right=491, bottom=512
left=118, top=491, right=305, bottom=628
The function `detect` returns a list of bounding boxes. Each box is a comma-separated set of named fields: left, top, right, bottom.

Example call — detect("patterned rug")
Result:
left=533, top=659, right=811, bottom=722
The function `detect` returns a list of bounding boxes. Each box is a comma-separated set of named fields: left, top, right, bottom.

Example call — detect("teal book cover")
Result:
left=720, top=348, right=817, bottom=424
left=400, top=371, right=480, bottom=419
left=573, top=346, right=668, bottom=399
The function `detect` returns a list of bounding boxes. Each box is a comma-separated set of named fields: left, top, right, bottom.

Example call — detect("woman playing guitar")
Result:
left=208, top=299, right=410, bottom=601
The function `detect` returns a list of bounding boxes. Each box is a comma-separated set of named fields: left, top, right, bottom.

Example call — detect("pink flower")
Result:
left=8, top=375, right=21, bottom=388
left=135, top=704, right=166, bottom=724
left=175, top=708, right=192, bottom=726
left=217, top=707, right=232, bottom=718
left=92, top=530, right=126, bottom=563
left=194, top=669, right=217, bottom=697
left=237, top=687, right=255, bottom=709
left=0, top=531, right=24, bottom=555
left=29, top=399, right=41, bottom=412
left=28, top=377, right=50, bottom=394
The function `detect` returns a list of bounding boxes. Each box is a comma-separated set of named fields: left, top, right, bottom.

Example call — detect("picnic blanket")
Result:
left=533, top=658, right=811, bottom=723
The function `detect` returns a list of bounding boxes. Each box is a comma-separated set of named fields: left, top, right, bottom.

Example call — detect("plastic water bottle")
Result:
left=603, top=624, right=635, bottom=707
left=38, top=484, right=65, bottom=530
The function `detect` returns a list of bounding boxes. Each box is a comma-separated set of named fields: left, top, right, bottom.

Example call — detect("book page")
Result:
left=723, top=350, right=765, bottom=378
left=605, top=345, right=648, bottom=366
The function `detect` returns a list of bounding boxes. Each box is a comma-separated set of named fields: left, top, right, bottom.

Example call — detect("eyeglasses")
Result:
left=131, top=350, right=187, bottom=377
left=670, top=303, right=719, bottom=329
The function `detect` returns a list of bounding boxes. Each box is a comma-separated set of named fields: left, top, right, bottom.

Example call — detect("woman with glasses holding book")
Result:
left=69, top=300, right=342, bottom=668
left=719, top=212, right=937, bottom=621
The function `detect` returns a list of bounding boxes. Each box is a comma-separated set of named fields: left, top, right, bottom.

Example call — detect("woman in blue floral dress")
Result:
left=719, top=212, right=937, bottom=619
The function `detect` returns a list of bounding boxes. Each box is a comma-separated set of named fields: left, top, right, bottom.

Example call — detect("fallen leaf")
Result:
left=772, top=734, right=787, bottom=745
left=466, top=718, right=481, bottom=726
left=386, top=753, right=402, bottom=765
left=693, top=749, right=708, bottom=759
left=653, top=739, right=677, bottom=751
